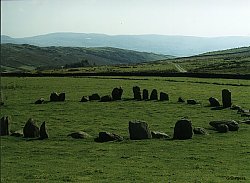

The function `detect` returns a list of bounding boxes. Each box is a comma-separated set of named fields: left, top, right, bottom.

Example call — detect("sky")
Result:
left=1, top=0, right=250, bottom=38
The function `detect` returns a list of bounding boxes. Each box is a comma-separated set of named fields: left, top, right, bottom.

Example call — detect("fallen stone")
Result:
left=80, top=96, right=88, bottom=102
left=89, top=93, right=100, bottom=101
left=209, top=97, right=220, bottom=107
left=10, top=130, right=23, bottom=137
left=209, top=120, right=239, bottom=131
left=193, top=127, right=208, bottom=135
left=217, top=124, right=229, bottom=133
left=187, top=99, right=198, bottom=105
left=95, top=132, right=123, bottom=142
left=68, top=131, right=92, bottom=139
left=178, top=97, right=185, bottom=103
left=100, top=95, right=112, bottom=102
left=35, top=98, right=45, bottom=104
left=151, top=131, right=170, bottom=139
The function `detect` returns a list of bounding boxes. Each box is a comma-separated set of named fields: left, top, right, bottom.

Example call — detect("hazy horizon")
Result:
left=1, top=0, right=250, bottom=38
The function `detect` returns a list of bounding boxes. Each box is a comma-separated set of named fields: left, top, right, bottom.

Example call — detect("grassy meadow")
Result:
left=1, top=76, right=250, bottom=182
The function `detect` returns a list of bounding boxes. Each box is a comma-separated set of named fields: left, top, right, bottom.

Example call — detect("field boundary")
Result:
left=1, top=72, right=250, bottom=79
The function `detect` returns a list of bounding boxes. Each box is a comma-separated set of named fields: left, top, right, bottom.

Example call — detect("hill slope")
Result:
left=0, top=43, right=172, bottom=72
left=2, top=33, right=250, bottom=56
left=168, top=46, right=250, bottom=74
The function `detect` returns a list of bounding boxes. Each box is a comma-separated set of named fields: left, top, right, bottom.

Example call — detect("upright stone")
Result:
left=112, top=87, right=123, bottom=100
left=0, top=116, right=10, bottom=136
left=133, top=86, right=141, bottom=100
left=39, top=121, right=48, bottom=139
left=150, top=89, right=158, bottom=100
left=173, top=119, right=193, bottom=140
left=160, top=92, right=169, bottom=101
left=142, top=89, right=149, bottom=100
left=222, top=89, right=232, bottom=108
left=23, top=118, right=40, bottom=138
left=129, top=120, right=152, bottom=140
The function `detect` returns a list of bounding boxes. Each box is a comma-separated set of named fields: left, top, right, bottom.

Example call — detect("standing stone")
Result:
left=129, top=120, right=152, bottom=140
left=112, top=87, right=123, bottom=100
left=209, top=97, right=220, bottom=107
left=89, top=93, right=100, bottom=101
left=222, top=89, right=232, bottom=108
left=160, top=92, right=169, bottom=101
left=39, top=122, right=48, bottom=139
left=0, top=116, right=10, bottom=136
left=150, top=89, right=158, bottom=100
left=173, top=119, right=193, bottom=140
left=133, top=86, right=141, bottom=100
left=142, top=89, right=149, bottom=100
left=23, top=118, right=40, bottom=138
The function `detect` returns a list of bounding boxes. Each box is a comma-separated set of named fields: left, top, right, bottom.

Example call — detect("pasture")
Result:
left=1, top=76, right=250, bottom=182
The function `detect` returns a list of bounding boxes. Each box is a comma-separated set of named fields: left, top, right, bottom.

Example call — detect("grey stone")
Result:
left=129, top=120, right=152, bottom=140
left=178, top=97, right=185, bottom=103
left=100, top=95, right=112, bottom=102
left=222, top=89, right=232, bottom=108
left=142, top=89, right=149, bottom=100
left=39, top=122, right=48, bottom=139
left=209, top=120, right=239, bottom=131
left=217, top=124, right=229, bottom=133
left=151, top=131, right=170, bottom=139
left=0, top=116, right=10, bottom=136
left=89, top=93, right=100, bottom=101
left=173, top=119, right=193, bottom=140
left=23, top=118, right=40, bottom=138
left=133, top=86, right=141, bottom=100
left=193, top=127, right=208, bottom=135
left=112, top=87, right=123, bottom=100
left=95, top=132, right=123, bottom=142
left=187, top=99, right=198, bottom=105
left=80, top=96, right=88, bottom=102
left=35, top=98, right=45, bottom=104
left=209, top=97, right=220, bottom=107
left=160, top=92, right=169, bottom=101
left=10, top=130, right=23, bottom=137
left=150, top=89, right=158, bottom=100
left=68, top=131, right=92, bottom=139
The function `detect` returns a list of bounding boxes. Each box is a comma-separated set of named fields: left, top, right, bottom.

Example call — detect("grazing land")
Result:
left=0, top=43, right=172, bottom=72
left=1, top=76, right=250, bottom=182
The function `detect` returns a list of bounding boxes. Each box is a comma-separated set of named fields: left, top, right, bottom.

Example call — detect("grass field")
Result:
left=1, top=76, right=250, bottom=182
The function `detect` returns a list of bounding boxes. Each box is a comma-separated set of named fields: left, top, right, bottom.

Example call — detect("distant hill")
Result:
left=2, top=33, right=250, bottom=56
left=0, top=43, right=172, bottom=72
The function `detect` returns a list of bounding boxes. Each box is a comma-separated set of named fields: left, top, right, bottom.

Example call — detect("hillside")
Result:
left=0, top=43, right=172, bottom=72
left=169, top=46, right=250, bottom=74
left=2, top=33, right=250, bottom=56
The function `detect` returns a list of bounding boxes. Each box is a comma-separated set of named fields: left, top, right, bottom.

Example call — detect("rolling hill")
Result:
left=2, top=33, right=250, bottom=56
left=0, top=43, right=172, bottom=72
left=168, top=46, right=250, bottom=74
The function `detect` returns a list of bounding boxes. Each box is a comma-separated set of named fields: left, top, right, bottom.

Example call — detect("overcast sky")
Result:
left=1, top=0, right=250, bottom=38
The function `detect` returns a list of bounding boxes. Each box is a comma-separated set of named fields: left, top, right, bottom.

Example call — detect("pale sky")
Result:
left=1, top=0, right=250, bottom=38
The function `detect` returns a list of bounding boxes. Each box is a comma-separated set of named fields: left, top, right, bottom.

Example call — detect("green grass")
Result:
left=1, top=76, right=250, bottom=182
